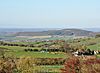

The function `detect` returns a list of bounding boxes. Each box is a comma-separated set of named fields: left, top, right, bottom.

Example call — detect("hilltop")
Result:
left=14, top=29, right=93, bottom=36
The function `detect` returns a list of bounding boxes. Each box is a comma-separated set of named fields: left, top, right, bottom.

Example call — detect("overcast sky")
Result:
left=0, top=0, right=100, bottom=28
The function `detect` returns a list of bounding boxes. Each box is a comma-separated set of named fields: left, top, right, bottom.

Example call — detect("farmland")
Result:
left=0, top=40, right=68, bottom=73
left=1, top=0, right=100, bottom=72
left=0, top=35, right=100, bottom=73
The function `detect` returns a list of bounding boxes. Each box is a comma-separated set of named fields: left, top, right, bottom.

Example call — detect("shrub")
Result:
left=61, top=57, right=100, bottom=73
left=95, top=34, right=100, bottom=38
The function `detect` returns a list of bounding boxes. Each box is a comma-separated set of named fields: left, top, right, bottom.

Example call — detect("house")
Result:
left=73, top=49, right=98, bottom=57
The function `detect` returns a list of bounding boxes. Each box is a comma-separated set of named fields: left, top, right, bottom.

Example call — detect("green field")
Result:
left=70, top=37, right=100, bottom=50
left=1, top=37, right=100, bottom=73
left=35, top=65, right=63, bottom=73
left=0, top=45, right=66, bottom=73
left=87, top=43, right=100, bottom=50
left=5, top=51, right=67, bottom=58
left=97, top=55, right=100, bottom=58
left=0, top=46, right=67, bottom=58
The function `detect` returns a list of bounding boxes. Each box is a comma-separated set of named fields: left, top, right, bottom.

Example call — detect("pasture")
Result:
left=0, top=45, right=67, bottom=73
left=0, top=37, right=100, bottom=73
left=0, top=46, right=67, bottom=58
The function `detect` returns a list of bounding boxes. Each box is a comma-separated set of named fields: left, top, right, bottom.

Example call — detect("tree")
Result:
left=95, top=34, right=100, bottom=38
left=16, top=56, right=35, bottom=73
left=61, top=57, right=100, bottom=73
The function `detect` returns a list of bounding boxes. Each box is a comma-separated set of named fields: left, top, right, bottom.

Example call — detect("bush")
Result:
left=33, top=49, right=39, bottom=52
left=61, top=57, right=100, bottom=73
left=35, top=58, right=66, bottom=65
left=0, top=57, right=36, bottom=73
left=95, top=34, right=100, bottom=38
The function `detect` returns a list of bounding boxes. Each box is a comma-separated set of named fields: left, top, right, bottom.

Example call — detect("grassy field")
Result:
left=1, top=37, right=100, bottom=72
left=1, top=37, right=100, bottom=54
left=97, top=55, right=100, bottom=58
left=0, top=46, right=67, bottom=58
left=87, top=43, right=100, bottom=50
left=5, top=51, right=67, bottom=58
left=1, top=37, right=100, bottom=58
left=0, top=45, right=66, bottom=73
left=5, top=41, right=50, bottom=45
left=70, top=37, right=100, bottom=50
left=35, top=65, right=63, bottom=73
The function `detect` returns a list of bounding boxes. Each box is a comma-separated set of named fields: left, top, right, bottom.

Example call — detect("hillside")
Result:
left=14, top=29, right=93, bottom=36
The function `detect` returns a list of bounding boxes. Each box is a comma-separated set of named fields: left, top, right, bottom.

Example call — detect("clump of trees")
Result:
left=61, top=57, right=80, bottom=73
left=24, top=48, right=39, bottom=52
left=0, top=58, right=17, bottom=73
left=0, top=56, right=39, bottom=73
left=0, top=54, right=66, bottom=73
left=34, top=58, right=66, bottom=65
left=16, top=56, right=35, bottom=73
left=61, top=57, right=100, bottom=73
left=95, top=34, right=100, bottom=38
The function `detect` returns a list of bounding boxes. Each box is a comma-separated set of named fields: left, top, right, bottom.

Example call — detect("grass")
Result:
left=96, top=55, right=100, bottom=58
left=1, top=37, right=100, bottom=73
left=0, top=45, right=66, bottom=73
left=6, top=41, right=51, bottom=46
left=35, top=65, right=63, bottom=73
left=5, top=51, right=67, bottom=58
left=69, top=37, right=100, bottom=51
left=0, top=45, right=43, bottom=51
left=87, top=43, right=100, bottom=50
left=0, top=46, right=67, bottom=58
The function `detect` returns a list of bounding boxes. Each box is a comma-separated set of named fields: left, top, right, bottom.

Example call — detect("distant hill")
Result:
left=83, top=28, right=100, bottom=32
left=14, top=29, right=94, bottom=36
left=0, top=28, right=58, bottom=32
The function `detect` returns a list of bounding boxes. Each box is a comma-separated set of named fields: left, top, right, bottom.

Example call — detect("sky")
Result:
left=0, top=0, right=100, bottom=28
